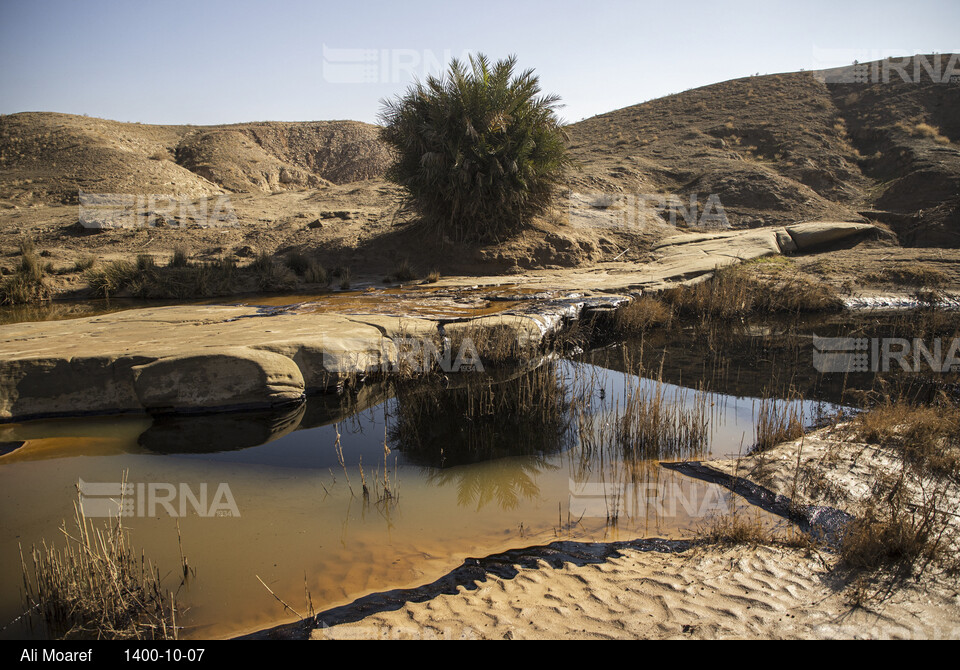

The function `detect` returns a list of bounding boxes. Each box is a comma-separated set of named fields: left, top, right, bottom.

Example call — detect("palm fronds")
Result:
left=378, top=53, right=572, bottom=243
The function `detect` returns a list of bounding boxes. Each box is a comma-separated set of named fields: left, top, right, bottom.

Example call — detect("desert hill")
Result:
left=0, top=54, right=957, bottom=294
left=0, top=113, right=391, bottom=203
left=566, top=55, right=959, bottom=246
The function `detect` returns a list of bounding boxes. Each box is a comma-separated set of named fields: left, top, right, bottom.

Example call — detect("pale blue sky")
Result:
left=1, top=0, right=958, bottom=125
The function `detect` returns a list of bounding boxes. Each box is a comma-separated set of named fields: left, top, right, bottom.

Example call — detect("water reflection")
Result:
left=4, top=310, right=959, bottom=640
left=425, top=455, right=558, bottom=511
left=592, top=310, right=960, bottom=407
left=389, top=363, right=575, bottom=467
left=138, top=404, right=306, bottom=453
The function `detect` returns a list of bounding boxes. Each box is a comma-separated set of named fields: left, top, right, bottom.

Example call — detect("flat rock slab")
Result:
left=429, top=221, right=874, bottom=292
left=0, top=221, right=875, bottom=421
left=0, top=305, right=565, bottom=420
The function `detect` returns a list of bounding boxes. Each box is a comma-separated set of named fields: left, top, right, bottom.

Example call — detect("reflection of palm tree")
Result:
left=425, top=455, right=558, bottom=511
left=388, top=363, right=575, bottom=467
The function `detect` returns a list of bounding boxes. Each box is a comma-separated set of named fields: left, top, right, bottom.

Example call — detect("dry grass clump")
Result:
left=896, top=121, right=952, bottom=145
left=863, top=264, right=949, bottom=287
left=248, top=252, right=295, bottom=292
left=72, top=254, right=96, bottom=273
left=19, top=490, right=183, bottom=640
left=613, top=295, right=673, bottom=334
left=1, top=239, right=51, bottom=305
left=839, top=471, right=957, bottom=580
left=853, top=401, right=960, bottom=477
left=752, top=394, right=806, bottom=453
left=303, top=261, right=329, bottom=286
left=698, top=512, right=811, bottom=549
left=328, top=264, right=352, bottom=290
left=284, top=251, right=312, bottom=276
left=391, top=258, right=418, bottom=282
left=85, top=259, right=138, bottom=297
left=282, top=252, right=329, bottom=287
left=662, top=263, right=843, bottom=320
left=615, top=374, right=709, bottom=460
left=169, top=246, right=190, bottom=269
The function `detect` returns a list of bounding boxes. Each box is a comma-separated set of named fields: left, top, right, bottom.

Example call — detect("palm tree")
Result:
left=378, top=53, right=572, bottom=243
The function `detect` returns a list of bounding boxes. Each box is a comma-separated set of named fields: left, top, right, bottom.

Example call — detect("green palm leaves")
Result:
left=379, top=54, right=572, bottom=243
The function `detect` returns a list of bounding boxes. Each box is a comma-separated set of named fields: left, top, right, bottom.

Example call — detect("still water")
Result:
left=1, top=310, right=956, bottom=639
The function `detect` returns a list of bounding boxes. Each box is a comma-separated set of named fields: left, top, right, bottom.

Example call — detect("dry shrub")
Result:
left=839, top=472, right=956, bottom=578
left=752, top=395, right=805, bottom=453
left=662, top=263, right=843, bottom=320
left=613, top=295, right=673, bottom=333
left=863, top=264, right=949, bottom=287
left=854, top=401, right=960, bottom=477
left=839, top=402, right=960, bottom=586
left=899, top=122, right=952, bottom=145
left=893, top=120, right=951, bottom=144
left=19, top=487, right=184, bottom=640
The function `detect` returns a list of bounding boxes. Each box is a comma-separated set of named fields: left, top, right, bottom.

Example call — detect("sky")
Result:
left=1, top=0, right=958, bottom=126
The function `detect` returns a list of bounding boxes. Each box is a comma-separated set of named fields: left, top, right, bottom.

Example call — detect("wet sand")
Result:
left=309, top=427, right=960, bottom=640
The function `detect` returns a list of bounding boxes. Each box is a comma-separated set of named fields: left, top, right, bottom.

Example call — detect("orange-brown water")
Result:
left=0, top=359, right=805, bottom=640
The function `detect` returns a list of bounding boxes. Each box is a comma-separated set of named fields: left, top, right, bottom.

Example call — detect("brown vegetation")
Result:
left=853, top=401, right=960, bottom=478
left=19, top=484, right=184, bottom=640
left=662, top=262, right=844, bottom=320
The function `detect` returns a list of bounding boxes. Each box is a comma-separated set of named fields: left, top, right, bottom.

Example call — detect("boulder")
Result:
left=132, top=348, right=304, bottom=413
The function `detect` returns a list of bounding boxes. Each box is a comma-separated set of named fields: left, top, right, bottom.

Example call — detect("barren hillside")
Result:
left=0, top=113, right=391, bottom=203
left=566, top=55, right=959, bottom=245
left=0, top=54, right=957, bottom=295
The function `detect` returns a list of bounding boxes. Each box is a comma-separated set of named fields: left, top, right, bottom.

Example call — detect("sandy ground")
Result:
left=311, top=542, right=960, bottom=640
left=307, top=426, right=960, bottom=640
